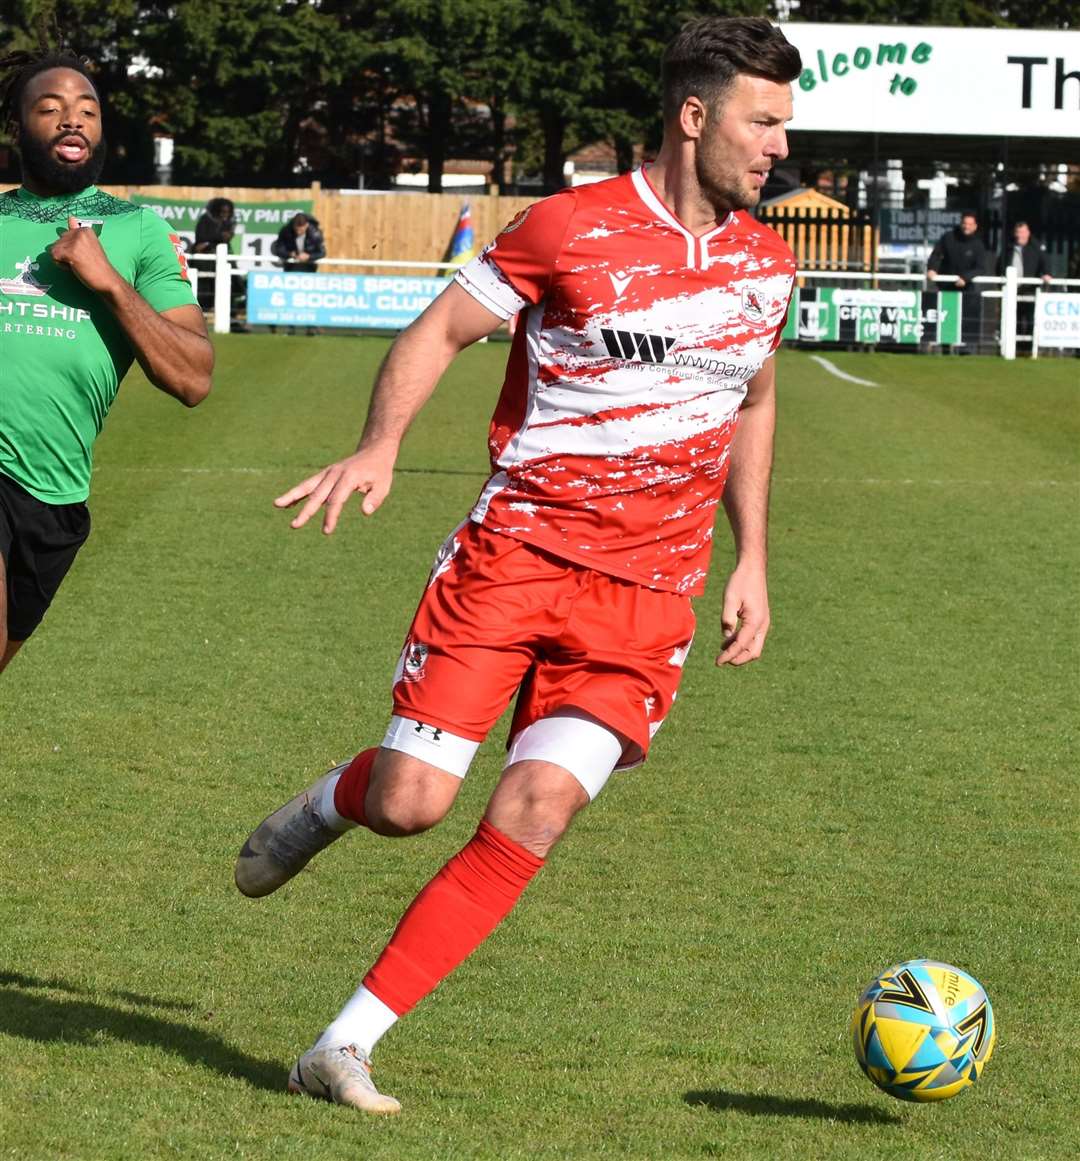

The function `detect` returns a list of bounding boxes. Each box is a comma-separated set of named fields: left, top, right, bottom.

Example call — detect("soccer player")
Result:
left=0, top=50, right=213, bottom=674
left=236, top=16, right=801, bottom=1113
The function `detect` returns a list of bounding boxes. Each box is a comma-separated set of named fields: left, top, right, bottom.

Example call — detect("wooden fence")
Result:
left=101, top=183, right=536, bottom=265
left=100, top=183, right=878, bottom=270
left=758, top=204, right=877, bottom=270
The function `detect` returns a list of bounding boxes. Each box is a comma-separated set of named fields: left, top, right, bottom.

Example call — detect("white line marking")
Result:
left=94, top=467, right=1074, bottom=488
left=809, top=354, right=879, bottom=387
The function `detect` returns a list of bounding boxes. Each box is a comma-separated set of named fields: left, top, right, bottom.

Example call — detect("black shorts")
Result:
left=0, top=472, right=91, bottom=641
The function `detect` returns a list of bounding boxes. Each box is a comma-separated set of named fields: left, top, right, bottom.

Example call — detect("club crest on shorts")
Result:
left=740, top=285, right=766, bottom=325
left=401, top=640, right=429, bottom=683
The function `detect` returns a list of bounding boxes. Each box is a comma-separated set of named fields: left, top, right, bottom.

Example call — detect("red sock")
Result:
left=332, top=748, right=377, bottom=828
left=363, top=819, right=543, bottom=1016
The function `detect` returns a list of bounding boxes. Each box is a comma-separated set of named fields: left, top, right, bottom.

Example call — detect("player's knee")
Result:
left=365, top=789, right=449, bottom=837
left=364, top=756, right=458, bottom=837
left=487, top=765, right=590, bottom=857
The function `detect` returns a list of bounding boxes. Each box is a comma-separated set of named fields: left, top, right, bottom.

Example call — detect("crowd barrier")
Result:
left=188, top=247, right=1080, bottom=360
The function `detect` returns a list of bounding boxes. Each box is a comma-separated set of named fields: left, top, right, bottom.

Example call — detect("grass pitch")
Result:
left=1, top=339, right=1077, bottom=1160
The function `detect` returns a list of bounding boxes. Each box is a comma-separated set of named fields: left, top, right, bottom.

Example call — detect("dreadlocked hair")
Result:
left=0, top=48, right=96, bottom=134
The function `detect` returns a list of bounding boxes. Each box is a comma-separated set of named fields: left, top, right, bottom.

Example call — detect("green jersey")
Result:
left=0, top=185, right=197, bottom=503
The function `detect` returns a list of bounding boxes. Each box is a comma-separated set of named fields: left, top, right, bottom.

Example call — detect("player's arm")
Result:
left=49, top=217, right=213, bottom=406
left=716, top=355, right=776, bottom=668
left=276, top=282, right=503, bottom=534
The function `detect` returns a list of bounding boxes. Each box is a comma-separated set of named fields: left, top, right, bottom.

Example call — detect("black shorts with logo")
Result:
left=0, top=471, right=91, bottom=641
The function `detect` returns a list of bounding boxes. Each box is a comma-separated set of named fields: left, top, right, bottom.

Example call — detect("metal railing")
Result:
left=190, top=245, right=1080, bottom=360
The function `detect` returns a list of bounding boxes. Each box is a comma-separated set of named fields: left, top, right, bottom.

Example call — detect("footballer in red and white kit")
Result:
left=237, top=16, right=805, bottom=1115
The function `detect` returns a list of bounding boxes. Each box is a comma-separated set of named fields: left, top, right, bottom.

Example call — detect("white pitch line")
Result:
left=809, top=354, right=879, bottom=387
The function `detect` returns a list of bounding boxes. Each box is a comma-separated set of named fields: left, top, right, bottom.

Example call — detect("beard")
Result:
left=694, top=143, right=761, bottom=215
left=18, top=128, right=108, bottom=195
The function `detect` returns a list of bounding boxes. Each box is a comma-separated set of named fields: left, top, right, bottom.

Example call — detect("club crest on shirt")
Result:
left=740, top=285, right=767, bottom=325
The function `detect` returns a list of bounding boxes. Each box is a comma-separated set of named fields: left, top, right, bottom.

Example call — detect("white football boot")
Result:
left=234, top=763, right=352, bottom=898
left=288, top=1042, right=401, bottom=1114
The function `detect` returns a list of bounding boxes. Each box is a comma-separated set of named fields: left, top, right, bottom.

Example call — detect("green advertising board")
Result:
left=781, top=287, right=961, bottom=345
left=130, top=194, right=313, bottom=258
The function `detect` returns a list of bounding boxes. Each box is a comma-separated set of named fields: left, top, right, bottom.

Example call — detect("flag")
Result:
left=448, top=200, right=476, bottom=266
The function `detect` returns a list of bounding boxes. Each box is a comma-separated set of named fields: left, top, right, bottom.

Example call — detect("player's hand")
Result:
left=50, top=216, right=122, bottom=294
left=955, top=277, right=966, bottom=289
left=716, top=562, right=770, bottom=667
left=274, top=446, right=396, bottom=534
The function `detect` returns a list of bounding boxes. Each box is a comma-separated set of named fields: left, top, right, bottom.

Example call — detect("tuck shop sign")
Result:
left=131, top=194, right=313, bottom=258
left=247, top=270, right=450, bottom=329
left=778, top=23, right=1080, bottom=138
left=781, top=288, right=961, bottom=346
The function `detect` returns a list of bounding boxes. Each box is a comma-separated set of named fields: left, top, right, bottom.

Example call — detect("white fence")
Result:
left=188, top=246, right=1080, bottom=360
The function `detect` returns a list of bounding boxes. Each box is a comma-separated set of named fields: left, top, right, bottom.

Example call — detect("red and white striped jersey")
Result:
left=454, top=168, right=795, bottom=595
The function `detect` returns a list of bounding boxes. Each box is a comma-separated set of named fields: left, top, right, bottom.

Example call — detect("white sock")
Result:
left=314, top=985, right=399, bottom=1057
left=318, top=768, right=357, bottom=833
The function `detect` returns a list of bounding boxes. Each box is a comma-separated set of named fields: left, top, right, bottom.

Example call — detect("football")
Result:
left=851, top=959, right=996, bottom=1102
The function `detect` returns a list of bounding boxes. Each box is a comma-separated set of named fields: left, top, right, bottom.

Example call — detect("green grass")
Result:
left=1, top=339, right=1077, bottom=1160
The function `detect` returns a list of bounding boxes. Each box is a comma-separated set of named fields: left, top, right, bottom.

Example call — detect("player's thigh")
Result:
left=0, top=479, right=90, bottom=644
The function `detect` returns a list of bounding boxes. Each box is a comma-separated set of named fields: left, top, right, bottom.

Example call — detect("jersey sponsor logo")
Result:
left=608, top=272, right=635, bottom=298
left=168, top=233, right=191, bottom=282
left=600, top=327, right=677, bottom=364
left=0, top=256, right=51, bottom=297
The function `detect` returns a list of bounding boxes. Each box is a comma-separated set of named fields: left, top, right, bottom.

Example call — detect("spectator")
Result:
left=191, top=197, right=235, bottom=254
left=272, top=213, right=326, bottom=272
left=999, top=221, right=1053, bottom=348
left=998, top=221, right=1052, bottom=283
left=927, top=210, right=988, bottom=351
left=190, top=197, right=236, bottom=312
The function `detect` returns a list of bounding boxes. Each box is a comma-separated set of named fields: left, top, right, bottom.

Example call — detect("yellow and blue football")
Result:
left=851, top=959, right=996, bottom=1102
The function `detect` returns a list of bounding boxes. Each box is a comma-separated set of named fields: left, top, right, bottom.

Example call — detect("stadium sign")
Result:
left=246, top=270, right=450, bottom=329
left=1034, top=293, right=1080, bottom=349
left=781, top=287, right=962, bottom=345
left=131, top=194, right=313, bottom=258
left=778, top=24, right=1080, bottom=137
left=880, top=209, right=963, bottom=246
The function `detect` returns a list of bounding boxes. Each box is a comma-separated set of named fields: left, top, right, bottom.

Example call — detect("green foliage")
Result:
left=1, top=0, right=1077, bottom=186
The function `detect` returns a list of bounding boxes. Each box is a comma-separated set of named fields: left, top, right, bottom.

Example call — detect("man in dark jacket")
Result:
left=272, top=213, right=326, bottom=272
left=998, top=221, right=1052, bottom=281
left=927, top=211, right=988, bottom=350
left=999, top=222, right=1053, bottom=346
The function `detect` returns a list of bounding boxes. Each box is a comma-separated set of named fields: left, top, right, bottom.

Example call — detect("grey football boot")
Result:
left=235, top=762, right=354, bottom=897
left=288, top=1042, right=401, bottom=1114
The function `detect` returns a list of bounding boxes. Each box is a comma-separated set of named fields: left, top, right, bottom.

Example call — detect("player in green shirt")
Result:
left=0, top=49, right=214, bottom=674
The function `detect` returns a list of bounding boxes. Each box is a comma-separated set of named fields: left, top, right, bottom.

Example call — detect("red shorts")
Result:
left=391, top=521, right=696, bottom=767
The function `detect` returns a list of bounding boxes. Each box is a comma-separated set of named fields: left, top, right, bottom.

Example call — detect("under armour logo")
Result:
left=412, top=722, right=443, bottom=742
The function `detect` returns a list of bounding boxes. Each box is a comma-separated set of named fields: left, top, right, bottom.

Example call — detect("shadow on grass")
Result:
left=0, top=971, right=282, bottom=1093
left=685, top=1089, right=902, bottom=1125
left=0, top=970, right=196, bottom=1013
